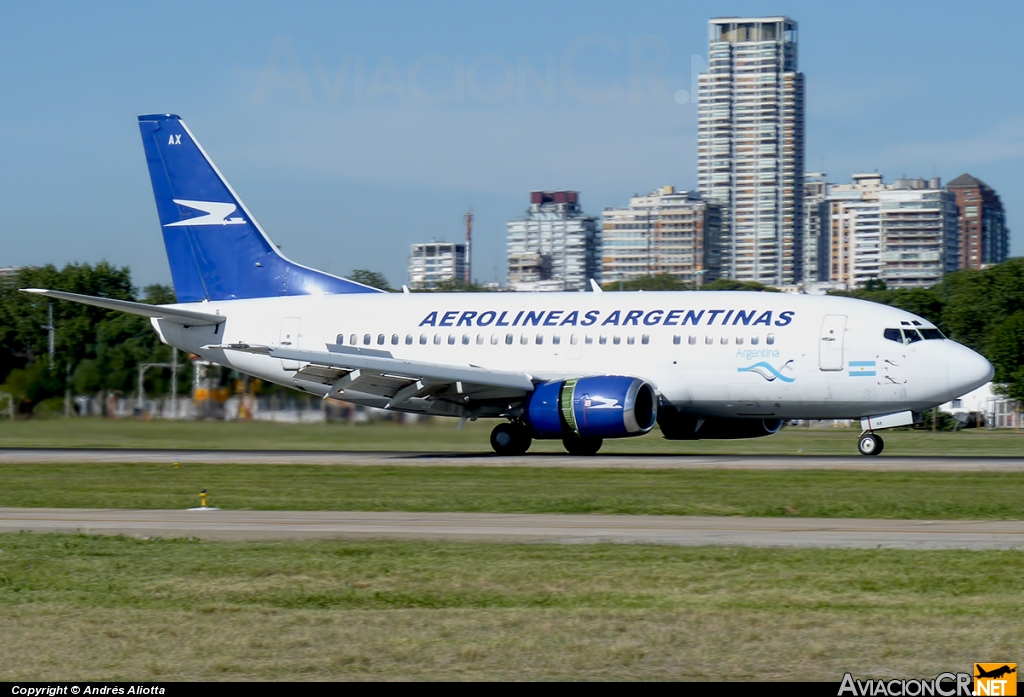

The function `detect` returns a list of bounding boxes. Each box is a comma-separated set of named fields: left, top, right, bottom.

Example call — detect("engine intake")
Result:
left=526, top=376, right=656, bottom=440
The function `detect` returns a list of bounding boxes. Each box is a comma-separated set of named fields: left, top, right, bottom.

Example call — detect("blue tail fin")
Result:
left=138, top=114, right=382, bottom=302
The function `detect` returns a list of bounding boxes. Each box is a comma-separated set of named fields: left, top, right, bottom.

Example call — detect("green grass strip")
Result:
left=3, top=464, right=1024, bottom=519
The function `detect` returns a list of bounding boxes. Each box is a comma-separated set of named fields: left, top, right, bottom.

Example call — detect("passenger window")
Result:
left=585, top=336, right=594, bottom=345
left=434, top=334, right=441, bottom=345
left=883, top=328, right=902, bottom=343
left=641, top=334, right=649, bottom=345
left=391, top=334, right=399, bottom=345
left=405, top=334, right=413, bottom=345
left=626, top=336, right=635, bottom=345
left=705, top=336, right=713, bottom=345
left=476, top=334, right=484, bottom=345
left=599, top=336, right=607, bottom=345
left=377, top=334, right=385, bottom=345
left=766, top=334, right=775, bottom=345
left=350, top=334, right=358, bottom=346
left=688, top=335, right=696, bottom=345
left=736, top=336, right=744, bottom=345
left=491, top=334, right=498, bottom=345
left=336, top=334, right=345, bottom=345
left=420, top=334, right=427, bottom=345
left=506, top=333, right=514, bottom=345
left=613, top=336, right=621, bottom=345
left=521, top=334, right=529, bottom=345
left=751, top=336, right=759, bottom=345
left=462, top=334, right=470, bottom=345
left=552, top=335, right=561, bottom=345
left=363, top=334, right=371, bottom=345
left=570, top=335, right=579, bottom=345
left=448, top=334, right=456, bottom=345
left=673, top=335, right=681, bottom=345
left=536, top=334, right=544, bottom=345
left=720, top=336, right=728, bottom=344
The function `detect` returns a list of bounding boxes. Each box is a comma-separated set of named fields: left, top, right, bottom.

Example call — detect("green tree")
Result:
left=986, top=312, right=1024, bottom=401
left=701, top=278, right=781, bottom=292
left=348, top=270, right=393, bottom=292
left=604, top=274, right=689, bottom=292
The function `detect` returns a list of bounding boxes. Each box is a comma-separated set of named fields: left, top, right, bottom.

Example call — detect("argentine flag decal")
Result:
left=849, top=360, right=876, bottom=377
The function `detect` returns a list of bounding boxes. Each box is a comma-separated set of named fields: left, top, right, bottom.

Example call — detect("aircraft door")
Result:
left=819, top=315, right=847, bottom=371
left=279, top=317, right=302, bottom=370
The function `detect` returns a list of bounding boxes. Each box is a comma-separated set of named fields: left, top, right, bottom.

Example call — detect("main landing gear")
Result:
left=857, top=432, right=885, bottom=457
left=562, top=436, right=603, bottom=456
left=490, top=422, right=532, bottom=455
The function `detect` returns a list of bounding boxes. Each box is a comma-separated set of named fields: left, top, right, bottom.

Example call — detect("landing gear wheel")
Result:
left=857, top=433, right=884, bottom=457
left=490, top=423, right=532, bottom=455
left=562, top=437, right=603, bottom=456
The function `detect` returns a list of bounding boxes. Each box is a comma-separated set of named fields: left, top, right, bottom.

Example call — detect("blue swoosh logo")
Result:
left=738, top=361, right=795, bottom=383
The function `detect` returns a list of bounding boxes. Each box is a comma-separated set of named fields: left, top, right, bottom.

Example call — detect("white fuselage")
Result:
left=151, top=290, right=992, bottom=422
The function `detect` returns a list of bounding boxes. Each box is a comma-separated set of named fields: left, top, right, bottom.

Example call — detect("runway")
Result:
left=2, top=508, right=1023, bottom=549
left=3, top=448, right=1024, bottom=471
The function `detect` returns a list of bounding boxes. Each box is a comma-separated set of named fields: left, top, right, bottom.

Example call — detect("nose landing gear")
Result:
left=857, top=432, right=884, bottom=456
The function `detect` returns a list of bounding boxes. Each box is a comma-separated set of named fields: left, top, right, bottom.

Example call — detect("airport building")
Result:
left=600, top=186, right=723, bottom=286
left=507, top=191, right=601, bottom=292
left=408, top=242, right=468, bottom=289
left=946, top=173, right=1010, bottom=270
left=697, top=16, right=805, bottom=286
left=828, top=174, right=959, bottom=289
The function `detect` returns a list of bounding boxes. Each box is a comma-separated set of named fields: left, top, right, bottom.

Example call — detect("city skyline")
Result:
left=0, top=1, right=1021, bottom=289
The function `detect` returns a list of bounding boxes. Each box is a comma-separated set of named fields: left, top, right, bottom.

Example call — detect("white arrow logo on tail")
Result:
left=165, top=199, right=245, bottom=227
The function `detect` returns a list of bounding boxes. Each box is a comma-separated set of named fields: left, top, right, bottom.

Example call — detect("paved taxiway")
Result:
left=2, top=508, right=1023, bottom=549
left=3, top=448, right=1024, bottom=471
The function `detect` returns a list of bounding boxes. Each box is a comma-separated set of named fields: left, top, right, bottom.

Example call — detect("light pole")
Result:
left=137, top=361, right=174, bottom=415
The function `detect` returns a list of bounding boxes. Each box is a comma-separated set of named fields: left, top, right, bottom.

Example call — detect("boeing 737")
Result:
left=24, top=114, right=994, bottom=456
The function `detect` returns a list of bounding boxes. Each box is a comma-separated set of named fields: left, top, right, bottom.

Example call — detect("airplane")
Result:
left=24, top=114, right=994, bottom=457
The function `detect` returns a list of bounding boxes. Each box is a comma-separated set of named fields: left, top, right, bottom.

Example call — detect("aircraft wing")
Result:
left=21, top=289, right=225, bottom=326
left=217, top=343, right=535, bottom=412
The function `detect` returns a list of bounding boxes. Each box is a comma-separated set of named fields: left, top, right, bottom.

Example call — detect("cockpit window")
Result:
left=885, top=327, right=944, bottom=344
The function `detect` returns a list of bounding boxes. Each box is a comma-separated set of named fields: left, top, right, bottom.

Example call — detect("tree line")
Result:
left=2, top=260, right=1022, bottom=414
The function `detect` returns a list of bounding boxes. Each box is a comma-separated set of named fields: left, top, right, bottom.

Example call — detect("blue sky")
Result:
left=1, top=0, right=1022, bottom=288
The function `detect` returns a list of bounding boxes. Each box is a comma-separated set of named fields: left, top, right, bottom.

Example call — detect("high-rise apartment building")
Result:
left=507, top=191, right=601, bottom=292
left=946, top=173, right=1009, bottom=269
left=698, top=16, right=805, bottom=286
left=828, top=174, right=958, bottom=289
left=878, top=177, right=959, bottom=288
left=803, top=173, right=829, bottom=283
left=829, top=173, right=885, bottom=288
left=408, top=242, right=468, bottom=289
left=601, top=186, right=722, bottom=285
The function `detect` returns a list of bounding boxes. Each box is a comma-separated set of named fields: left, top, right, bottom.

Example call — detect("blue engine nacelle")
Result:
left=525, top=376, right=657, bottom=440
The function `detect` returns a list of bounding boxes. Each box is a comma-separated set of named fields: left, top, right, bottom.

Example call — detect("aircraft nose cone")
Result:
left=947, top=343, right=994, bottom=400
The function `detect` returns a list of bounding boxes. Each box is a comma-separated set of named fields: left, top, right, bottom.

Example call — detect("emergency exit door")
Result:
left=819, top=314, right=847, bottom=371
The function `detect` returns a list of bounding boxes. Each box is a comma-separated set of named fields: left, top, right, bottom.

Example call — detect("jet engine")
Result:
left=658, top=409, right=783, bottom=440
left=525, top=376, right=657, bottom=440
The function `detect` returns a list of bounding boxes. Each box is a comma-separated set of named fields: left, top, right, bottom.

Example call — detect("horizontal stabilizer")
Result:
left=21, top=289, right=226, bottom=326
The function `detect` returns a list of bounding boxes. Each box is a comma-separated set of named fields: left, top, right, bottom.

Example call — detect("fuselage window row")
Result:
left=335, top=331, right=773, bottom=348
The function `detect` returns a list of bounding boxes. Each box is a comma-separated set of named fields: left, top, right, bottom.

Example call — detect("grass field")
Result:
left=2, top=463, right=1024, bottom=519
left=1, top=417, right=1023, bottom=456
left=1, top=533, right=1020, bottom=681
